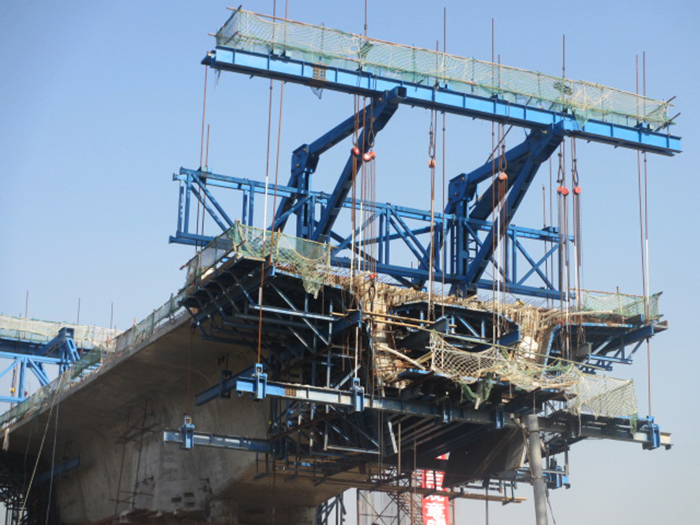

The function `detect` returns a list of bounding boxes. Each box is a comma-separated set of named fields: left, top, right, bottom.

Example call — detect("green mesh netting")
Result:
left=217, top=10, right=671, bottom=128
left=186, top=223, right=331, bottom=298
left=0, top=315, right=120, bottom=351
left=430, top=333, right=638, bottom=419
left=430, top=333, right=580, bottom=391
left=568, top=374, right=638, bottom=420
left=579, top=290, right=661, bottom=319
left=70, top=349, right=102, bottom=379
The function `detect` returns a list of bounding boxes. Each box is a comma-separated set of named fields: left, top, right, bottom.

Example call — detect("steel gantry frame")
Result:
left=171, top=121, right=572, bottom=298
left=159, top=8, right=680, bottom=525
left=172, top=164, right=569, bottom=298
left=170, top=34, right=680, bottom=300
left=0, top=9, right=679, bottom=525
left=0, top=327, right=87, bottom=404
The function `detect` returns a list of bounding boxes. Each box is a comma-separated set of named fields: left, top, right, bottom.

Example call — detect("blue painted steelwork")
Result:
left=165, top=233, right=672, bottom=515
left=544, top=321, right=666, bottom=371
left=310, top=89, right=403, bottom=242
left=0, top=327, right=84, bottom=403
left=163, top=426, right=272, bottom=454
left=165, top=367, right=664, bottom=450
left=36, top=457, right=81, bottom=485
left=161, top=15, right=677, bottom=519
left=171, top=167, right=570, bottom=298
left=169, top=25, right=681, bottom=300
left=204, top=48, right=681, bottom=155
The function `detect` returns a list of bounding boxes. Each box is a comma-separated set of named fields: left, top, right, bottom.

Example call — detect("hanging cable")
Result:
left=255, top=63, right=276, bottom=366
left=20, top=374, right=66, bottom=520
left=193, top=65, right=210, bottom=253
left=270, top=72, right=286, bottom=231
left=199, top=124, right=211, bottom=240
left=350, top=94, right=361, bottom=282
left=427, top=105, right=437, bottom=319
left=636, top=52, right=653, bottom=415
left=496, top=81, right=508, bottom=336
left=558, top=35, right=571, bottom=363
left=270, top=0, right=289, bottom=238
left=441, top=7, right=448, bottom=318
left=490, top=18, right=497, bottom=341
left=199, top=66, right=209, bottom=169
left=571, top=138, right=582, bottom=308
left=45, top=398, right=60, bottom=525
left=556, top=141, right=571, bottom=360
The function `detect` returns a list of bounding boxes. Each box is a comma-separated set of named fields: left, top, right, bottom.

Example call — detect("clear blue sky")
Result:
left=1, top=1, right=697, bottom=523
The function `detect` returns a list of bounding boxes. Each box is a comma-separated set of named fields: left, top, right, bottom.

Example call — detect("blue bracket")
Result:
left=642, top=417, right=661, bottom=450
left=253, top=363, right=268, bottom=401
left=492, top=407, right=505, bottom=430
left=544, top=466, right=570, bottom=490
left=310, top=88, right=405, bottom=242
left=456, top=126, right=565, bottom=293
left=350, top=377, right=364, bottom=413
left=180, top=415, right=196, bottom=450
left=273, top=95, right=387, bottom=237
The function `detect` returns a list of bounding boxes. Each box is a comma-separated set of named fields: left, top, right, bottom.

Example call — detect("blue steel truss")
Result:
left=161, top=16, right=677, bottom=507
left=172, top=166, right=569, bottom=298
left=168, top=38, right=680, bottom=300
left=0, top=327, right=84, bottom=403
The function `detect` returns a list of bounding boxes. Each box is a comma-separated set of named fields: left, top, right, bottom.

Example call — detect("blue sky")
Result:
left=1, top=0, right=697, bottom=523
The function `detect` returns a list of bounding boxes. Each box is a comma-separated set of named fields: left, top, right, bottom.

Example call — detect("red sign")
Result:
left=421, top=467, right=451, bottom=525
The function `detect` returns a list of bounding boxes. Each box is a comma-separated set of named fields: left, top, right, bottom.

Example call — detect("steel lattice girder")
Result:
left=171, top=167, right=571, bottom=298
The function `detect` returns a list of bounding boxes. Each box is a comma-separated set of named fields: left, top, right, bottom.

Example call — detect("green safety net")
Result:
left=430, top=333, right=638, bottom=420
left=185, top=222, right=332, bottom=298
left=579, top=290, right=661, bottom=319
left=217, top=9, right=671, bottom=128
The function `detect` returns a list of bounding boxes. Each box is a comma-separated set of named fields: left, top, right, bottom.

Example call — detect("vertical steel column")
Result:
left=525, top=414, right=548, bottom=525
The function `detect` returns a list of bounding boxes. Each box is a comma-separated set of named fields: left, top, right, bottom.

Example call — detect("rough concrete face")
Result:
left=6, top=317, right=340, bottom=524
left=208, top=499, right=239, bottom=525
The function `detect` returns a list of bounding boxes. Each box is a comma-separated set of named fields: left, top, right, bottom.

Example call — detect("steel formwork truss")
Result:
left=165, top=262, right=670, bottom=512
left=171, top=165, right=571, bottom=299
left=0, top=327, right=84, bottom=404
left=160, top=10, right=679, bottom=523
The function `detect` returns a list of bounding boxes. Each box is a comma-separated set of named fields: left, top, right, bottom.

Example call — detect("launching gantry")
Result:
left=0, top=8, right=679, bottom=525
left=167, top=9, right=677, bottom=523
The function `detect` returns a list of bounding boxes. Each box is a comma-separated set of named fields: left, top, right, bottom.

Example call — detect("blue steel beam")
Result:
left=447, top=139, right=535, bottom=216
left=416, top=126, right=564, bottom=290
left=459, top=126, right=565, bottom=221
left=460, top=127, right=565, bottom=291
left=310, top=89, right=404, bottom=242
left=173, top=168, right=566, bottom=240
left=229, top=372, right=666, bottom=447
left=273, top=95, right=384, bottom=235
left=204, top=48, right=681, bottom=155
left=163, top=429, right=272, bottom=453
left=0, top=328, right=86, bottom=403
